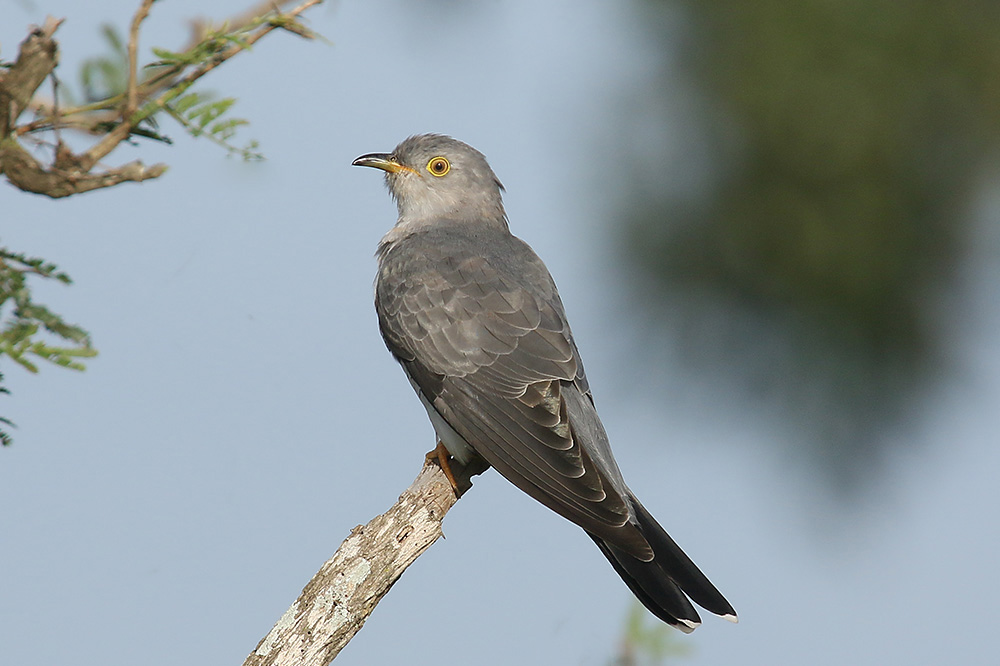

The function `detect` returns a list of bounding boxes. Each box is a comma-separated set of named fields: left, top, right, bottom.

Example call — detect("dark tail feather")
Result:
left=590, top=535, right=702, bottom=633
left=590, top=497, right=737, bottom=631
left=631, top=499, right=737, bottom=620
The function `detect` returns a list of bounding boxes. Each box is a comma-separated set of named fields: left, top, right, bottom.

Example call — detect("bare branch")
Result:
left=0, top=138, right=165, bottom=197
left=126, top=0, right=157, bottom=116
left=244, top=456, right=488, bottom=666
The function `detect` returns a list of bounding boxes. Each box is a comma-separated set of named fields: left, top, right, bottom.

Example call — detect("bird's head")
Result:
left=353, top=134, right=506, bottom=227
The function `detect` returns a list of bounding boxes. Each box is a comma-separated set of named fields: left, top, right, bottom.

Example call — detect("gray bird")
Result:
left=353, top=134, right=737, bottom=632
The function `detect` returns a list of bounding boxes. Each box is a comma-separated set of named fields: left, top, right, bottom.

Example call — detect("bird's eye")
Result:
left=426, top=157, right=450, bottom=177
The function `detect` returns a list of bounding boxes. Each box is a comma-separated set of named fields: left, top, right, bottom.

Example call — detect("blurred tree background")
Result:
left=617, top=0, right=999, bottom=494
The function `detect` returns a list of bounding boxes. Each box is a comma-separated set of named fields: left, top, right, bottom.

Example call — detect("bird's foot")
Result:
left=425, top=441, right=489, bottom=497
left=426, top=440, right=461, bottom=493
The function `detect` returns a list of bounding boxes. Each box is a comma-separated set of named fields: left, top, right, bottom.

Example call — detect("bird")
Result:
left=352, top=134, right=737, bottom=632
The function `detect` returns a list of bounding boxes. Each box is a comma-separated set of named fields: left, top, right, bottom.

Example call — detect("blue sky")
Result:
left=3, top=2, right=999, bottom=664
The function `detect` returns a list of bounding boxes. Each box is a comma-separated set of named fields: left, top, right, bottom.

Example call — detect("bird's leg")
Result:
left=426, top=440, right=460, bottom=492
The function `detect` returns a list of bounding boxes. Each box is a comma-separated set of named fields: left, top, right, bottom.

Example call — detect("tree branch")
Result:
left=243, top=456, right=488, bottom=666
left=0, top=138, right=166, bottom=196
left=77, top=0, right=323, bottom=173
left=186, top=0, right=309, bottom=49
left=0, top=0, right=323, bottom=198
left=0, top=16, right=63, bottom=133
left=125, top=0, right=156, bottom=117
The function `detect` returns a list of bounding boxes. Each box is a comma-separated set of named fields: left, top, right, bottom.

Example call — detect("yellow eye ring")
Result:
left=426, top=156, right=450, bottom=177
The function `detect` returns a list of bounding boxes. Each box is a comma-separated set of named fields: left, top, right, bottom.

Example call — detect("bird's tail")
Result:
left=589, top=498, right=737, bottom=633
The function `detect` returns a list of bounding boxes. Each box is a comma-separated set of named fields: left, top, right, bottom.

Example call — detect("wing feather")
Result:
left=377, top=228, right=652, bottom=558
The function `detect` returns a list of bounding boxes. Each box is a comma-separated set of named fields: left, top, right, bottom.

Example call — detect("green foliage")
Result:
left=149, top=29, right=252, bottom=68
left=623, top=0, right=1000, bottom=490
left=79, top=24, right=128, bottom=102
left=69, top=22, right=262, bottom=160
left=3, top=4, right=322, bottom=447
left=0, top=374, right=11, bottom=447
left=137, top=13, right=327, bottom=161
left=609, top=604, right=693, bottom=666
left=164, top=93, right=261, bottom=160
left=0, top=248, right=97, bottom=445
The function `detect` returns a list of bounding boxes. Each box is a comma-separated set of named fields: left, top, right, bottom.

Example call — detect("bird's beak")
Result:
left=351, top=152, right=419, bottom=175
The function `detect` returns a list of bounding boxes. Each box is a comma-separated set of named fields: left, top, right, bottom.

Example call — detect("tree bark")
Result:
left=0, top=17, right=62, bottom=133
left=243, top=456, right=487, bottom=666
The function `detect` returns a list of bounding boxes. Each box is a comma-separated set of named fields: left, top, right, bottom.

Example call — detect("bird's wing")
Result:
left=377, top=232, right=652, bottom=559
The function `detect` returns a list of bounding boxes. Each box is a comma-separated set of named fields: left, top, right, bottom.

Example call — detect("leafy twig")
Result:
left=0, top=249, right=96, bottom=445
left=0, top=0, right=324, bottom=197
left=79, top=0, right=323, bottom=172
left=164, top=95, right=261, bottom=160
